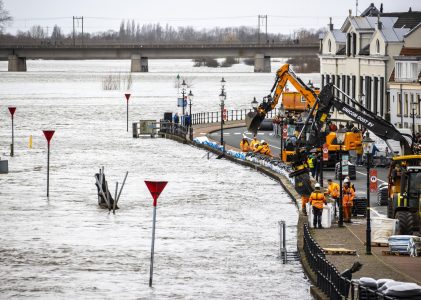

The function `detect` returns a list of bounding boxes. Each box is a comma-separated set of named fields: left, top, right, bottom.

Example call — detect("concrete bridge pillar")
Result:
left=131, top=55, right=149, bottom=72
left=8, top=55, right=27, bottom=72
left=254, top=54, right=271, bottom=73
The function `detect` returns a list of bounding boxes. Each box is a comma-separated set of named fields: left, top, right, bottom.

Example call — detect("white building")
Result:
left=389, top=23, right=421, bottom=133
left=319, top=5, right=420, bottom=126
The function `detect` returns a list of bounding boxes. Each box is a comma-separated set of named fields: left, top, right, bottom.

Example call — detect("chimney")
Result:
left=329, top=17, right=333, bottom=31
left=380, top=3, right=383, bottom=13
left=349, top=9, right=352, bottom=17
left=377, top=15, right=382, bottom=30
left=409, top=7, right=412, bottom=13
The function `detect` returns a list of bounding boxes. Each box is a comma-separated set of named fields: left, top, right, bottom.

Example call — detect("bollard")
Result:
left=279, top=220, right=287, bottom=264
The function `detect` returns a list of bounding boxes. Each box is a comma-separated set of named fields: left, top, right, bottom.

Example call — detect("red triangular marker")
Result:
left=43, top=130, right=55, bottom=144
left=8, top=107, right=16, bottom=116
left=145, top=181, right=168, bottom=206
left=125, top=93, right=131, bottom=101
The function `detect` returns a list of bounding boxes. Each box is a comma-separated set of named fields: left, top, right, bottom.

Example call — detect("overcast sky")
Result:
left=3, top=0, right=421, bottom=35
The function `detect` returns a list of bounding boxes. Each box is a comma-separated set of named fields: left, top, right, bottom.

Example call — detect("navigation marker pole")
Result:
left=8, top=107, right=16, bottom=157
left=125, top=93, right=131, bottom=132
left=144, top=180, right=168, bottom=287
left=43, top=130, right=55, bottom=197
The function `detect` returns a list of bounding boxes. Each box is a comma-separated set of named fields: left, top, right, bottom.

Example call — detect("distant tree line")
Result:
left=1, top=18, right=324, bottom=45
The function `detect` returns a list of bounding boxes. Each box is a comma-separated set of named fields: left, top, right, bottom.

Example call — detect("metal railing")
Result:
left=303, top=224, right=396, bottom=300
left=191, top=107, right=280, bottom=126
left=159, top=120, right=190, bottom=140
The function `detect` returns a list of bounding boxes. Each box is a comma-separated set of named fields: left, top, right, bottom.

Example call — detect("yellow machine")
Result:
left=246, top=64, right=362, bottom=165
left=387, top=155, right=421, bottom=234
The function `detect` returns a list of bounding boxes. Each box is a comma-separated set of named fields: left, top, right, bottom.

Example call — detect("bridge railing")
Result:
left=191, top=108, right=280, bottom=126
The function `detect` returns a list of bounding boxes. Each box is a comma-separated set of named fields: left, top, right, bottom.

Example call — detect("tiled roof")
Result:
left=381, top=12, right=421, bottom=29
left=349, top=16, right=397, bottom=31
left=332, top=29, right=346, bottom=43
left=400, top=47, right=421, bottom=56
left=379, top=27, right=410, bottom=42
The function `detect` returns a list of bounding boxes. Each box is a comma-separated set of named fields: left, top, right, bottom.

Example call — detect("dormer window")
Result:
left=328, top=40, right=332, bottom=53
left=376, top=39, right=380, bottom=54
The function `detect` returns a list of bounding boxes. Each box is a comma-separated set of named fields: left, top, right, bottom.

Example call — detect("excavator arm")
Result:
left=308, top=83, right=413, bottom=155
left=245, top=64, right=318, bottom=134
left=290, top=83, right=415, bottom=196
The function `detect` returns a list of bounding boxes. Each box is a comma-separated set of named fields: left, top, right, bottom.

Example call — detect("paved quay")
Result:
left=188, top=121, right=421, bottom=294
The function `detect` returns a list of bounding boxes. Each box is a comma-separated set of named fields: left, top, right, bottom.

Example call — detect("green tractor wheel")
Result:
left=396, top=211, right=414, bottom=235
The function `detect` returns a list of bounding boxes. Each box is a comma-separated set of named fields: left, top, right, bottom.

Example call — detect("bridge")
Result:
left=0, top=42, right=320, bottom=72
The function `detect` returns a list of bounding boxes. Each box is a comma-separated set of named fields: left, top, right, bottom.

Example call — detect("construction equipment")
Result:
left=386, top=156, right=421, bottom=234
left=246, top=64, right=362, bottom=166
left=305, top=83, right=420, bottom=234
left=246, top=64, right=318, bottom=134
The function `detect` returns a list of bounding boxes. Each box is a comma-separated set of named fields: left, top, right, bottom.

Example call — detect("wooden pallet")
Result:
left=381, top=250, right=410, bottom=256
left=323, top=247, right=357, bottom=255
left=364, top=242, right=389, bottom=247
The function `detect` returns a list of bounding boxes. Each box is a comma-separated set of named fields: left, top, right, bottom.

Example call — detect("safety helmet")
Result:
left=344, top=178, right=350, bottom=183
left=315, top=183, right=321, bottom=189
left=261, top=140, right=265, bottom=144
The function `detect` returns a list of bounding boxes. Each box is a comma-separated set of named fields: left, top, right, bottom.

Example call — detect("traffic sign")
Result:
left=282, top=125, right=288, bottom=139
left=369, top=169, right=378, bottom=192
left=145, top=181, right=168, bottom=206
left=43, top=130, right=55, bottom=144
left=223, top=108, right=228, bottom=121
left=124, top=93, right=131, bottom=102
left=8, top=107, right=16, bottom=117
left=322, top=143, right=328, bottom=161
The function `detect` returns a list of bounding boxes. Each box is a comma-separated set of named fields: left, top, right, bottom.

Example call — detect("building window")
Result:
left=352, top=33, right=357, bottom=56
left=396, top=61, right=419, bottom=81
left=418, top=94, right=421, bottom=116
left=404, top=93, right=409, bottom=116
left=404, top=122, right=408, bottom=129
left=418, top=124, right=421, bottom=133
left=376, top=39, right=380, bottom=54
left=397, top=93, right=402, bottom=115
left=328, top=40, right=332, bottom=53
left=347, top=33, right=351, bottom=56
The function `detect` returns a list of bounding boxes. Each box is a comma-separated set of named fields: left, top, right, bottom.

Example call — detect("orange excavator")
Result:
left=246, top=64, right=362, bottom=165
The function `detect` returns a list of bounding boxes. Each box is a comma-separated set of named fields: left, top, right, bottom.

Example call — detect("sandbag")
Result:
left=383, top=283, right=421, bottom=297
left=377, top=278, right=394, bottom=288
left=378, top=280, right=404, bottom=292
left=358, top=277, right=377, bottom=288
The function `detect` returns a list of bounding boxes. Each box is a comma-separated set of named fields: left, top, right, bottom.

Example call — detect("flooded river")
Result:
left=0, top=60, right=315, bottom=299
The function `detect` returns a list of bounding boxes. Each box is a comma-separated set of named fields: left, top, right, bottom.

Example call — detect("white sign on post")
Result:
left=342, top=154, right=349, bottom=176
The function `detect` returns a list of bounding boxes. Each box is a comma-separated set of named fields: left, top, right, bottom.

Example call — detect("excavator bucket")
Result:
left=246, top=111, right=265, bottom=134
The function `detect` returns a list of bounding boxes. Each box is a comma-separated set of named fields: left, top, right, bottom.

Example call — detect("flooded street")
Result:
left=0, top=60, right=314, bottom=299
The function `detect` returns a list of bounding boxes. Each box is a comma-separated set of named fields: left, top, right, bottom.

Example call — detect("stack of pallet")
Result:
left=386, top=235, right=421, bottom=256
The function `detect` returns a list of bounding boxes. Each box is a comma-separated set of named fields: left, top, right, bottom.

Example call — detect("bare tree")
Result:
left=51, top=25, right=63, bottom=40
left=0, top=0, right=12, bottom=33
left=29, top=25, right=45, bottom=39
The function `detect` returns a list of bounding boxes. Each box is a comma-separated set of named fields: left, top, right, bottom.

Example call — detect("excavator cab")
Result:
left=387, top=155, right=421, bottom=234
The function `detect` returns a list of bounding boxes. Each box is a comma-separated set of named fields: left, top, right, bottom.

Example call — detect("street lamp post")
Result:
left=336, top=128, right=346, bottom=227
left=219, top=77, right=226, bottom=151
left=279, top=104, right=285, bottom=157
left=410, top=99, right=419, bottom=151
left=188, top=90, right=194, bottom=140
left=181, top=79, right=187, bottom=117
left=363, top=132, right=374, bottom=255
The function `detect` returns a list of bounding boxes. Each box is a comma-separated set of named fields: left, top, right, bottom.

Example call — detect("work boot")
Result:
left=318, top=225, right=323, bottom=229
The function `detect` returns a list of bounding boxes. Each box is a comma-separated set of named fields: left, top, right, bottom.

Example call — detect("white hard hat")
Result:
left=315, top=183, right=321, bottom=188
left=261, top=140, right=265, bottom=143
left=344, top=178, right=350, bottom=183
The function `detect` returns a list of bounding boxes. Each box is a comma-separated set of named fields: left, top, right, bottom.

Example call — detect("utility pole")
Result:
left=257, top=15, right=268, bottom=44
left=73, top=16, right=84, bottom=46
